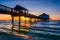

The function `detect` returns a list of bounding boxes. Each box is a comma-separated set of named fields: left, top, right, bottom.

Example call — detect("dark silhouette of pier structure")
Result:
left=0, top=4, right=40, bottom=32
left=39, top=13, right=50, bottom=21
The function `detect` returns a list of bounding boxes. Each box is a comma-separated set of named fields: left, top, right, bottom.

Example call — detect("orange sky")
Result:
left=0, top=14, right=11, bottom=20
left=0, top=14, right=60, bottom=20
left=50, top=15, right=60, bottom=20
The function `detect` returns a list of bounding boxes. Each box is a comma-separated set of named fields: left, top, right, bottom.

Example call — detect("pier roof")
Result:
left=14, top=5, right=28, bottom=11
left=39, top=13, right=49, bottom=19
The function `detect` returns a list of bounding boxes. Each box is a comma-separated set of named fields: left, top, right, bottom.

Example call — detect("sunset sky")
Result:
left=0, top=0, right=60, bottom=20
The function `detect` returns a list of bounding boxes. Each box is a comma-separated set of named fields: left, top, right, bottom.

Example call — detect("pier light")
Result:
left=31, top=18, right=35, bottom=22
left=20, top=16, right=30, bottom=21
left=14, top=17, right=19, bottom=20
left=14, top=16, right=30, bottom=21
left=25, top=17, right=30, bottom=21
left=20, top=16, right=25, bottom=20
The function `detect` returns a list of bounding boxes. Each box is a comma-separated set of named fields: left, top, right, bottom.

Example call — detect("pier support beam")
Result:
left=11, top=15, right=14, bottom=33
left=25, top=16, right=26, bottom=28
left=30, top=18, right=32, bottom=26
left=19, top=15, right=20, bottom=31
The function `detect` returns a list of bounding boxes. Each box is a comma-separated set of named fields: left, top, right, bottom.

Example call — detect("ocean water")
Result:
left=0, top=20, right=60, bottom=40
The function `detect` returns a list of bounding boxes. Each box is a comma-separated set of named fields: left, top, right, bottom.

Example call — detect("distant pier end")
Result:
left=39, top=13, right=50, bottom=21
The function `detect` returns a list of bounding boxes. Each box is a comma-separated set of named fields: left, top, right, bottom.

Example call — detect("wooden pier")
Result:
left=0, top=4, right=40, bottom=32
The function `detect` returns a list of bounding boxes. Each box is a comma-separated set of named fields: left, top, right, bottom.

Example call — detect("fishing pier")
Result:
left=0, top=4, right=40, bottom=32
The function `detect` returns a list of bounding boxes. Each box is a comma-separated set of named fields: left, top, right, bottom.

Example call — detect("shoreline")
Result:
left=0, top=32, right=26, bottom=40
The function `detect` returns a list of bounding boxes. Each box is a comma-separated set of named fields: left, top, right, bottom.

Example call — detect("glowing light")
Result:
left=25, top=17, right=30, bottom=20
left=31, top=18, right=35, bottom=22
left=32, top=18, right=35, bottom=20
left=14, top=17, right=19, bottom=20
left=20, top=16, right=30, bottom=21
left=21, top=23, right=30, bottom=27
left=20, top=16, right=25, bottom=20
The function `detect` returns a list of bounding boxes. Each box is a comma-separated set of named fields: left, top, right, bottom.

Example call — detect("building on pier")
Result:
left=39, top=13, right=50, bottom=21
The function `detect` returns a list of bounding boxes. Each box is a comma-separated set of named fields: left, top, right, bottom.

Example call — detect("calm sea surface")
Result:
left=0, top=20, right=60, bottom=40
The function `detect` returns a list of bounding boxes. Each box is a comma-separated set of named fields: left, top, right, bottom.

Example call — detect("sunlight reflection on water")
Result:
left=0, top=20, right=60, bottom=40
